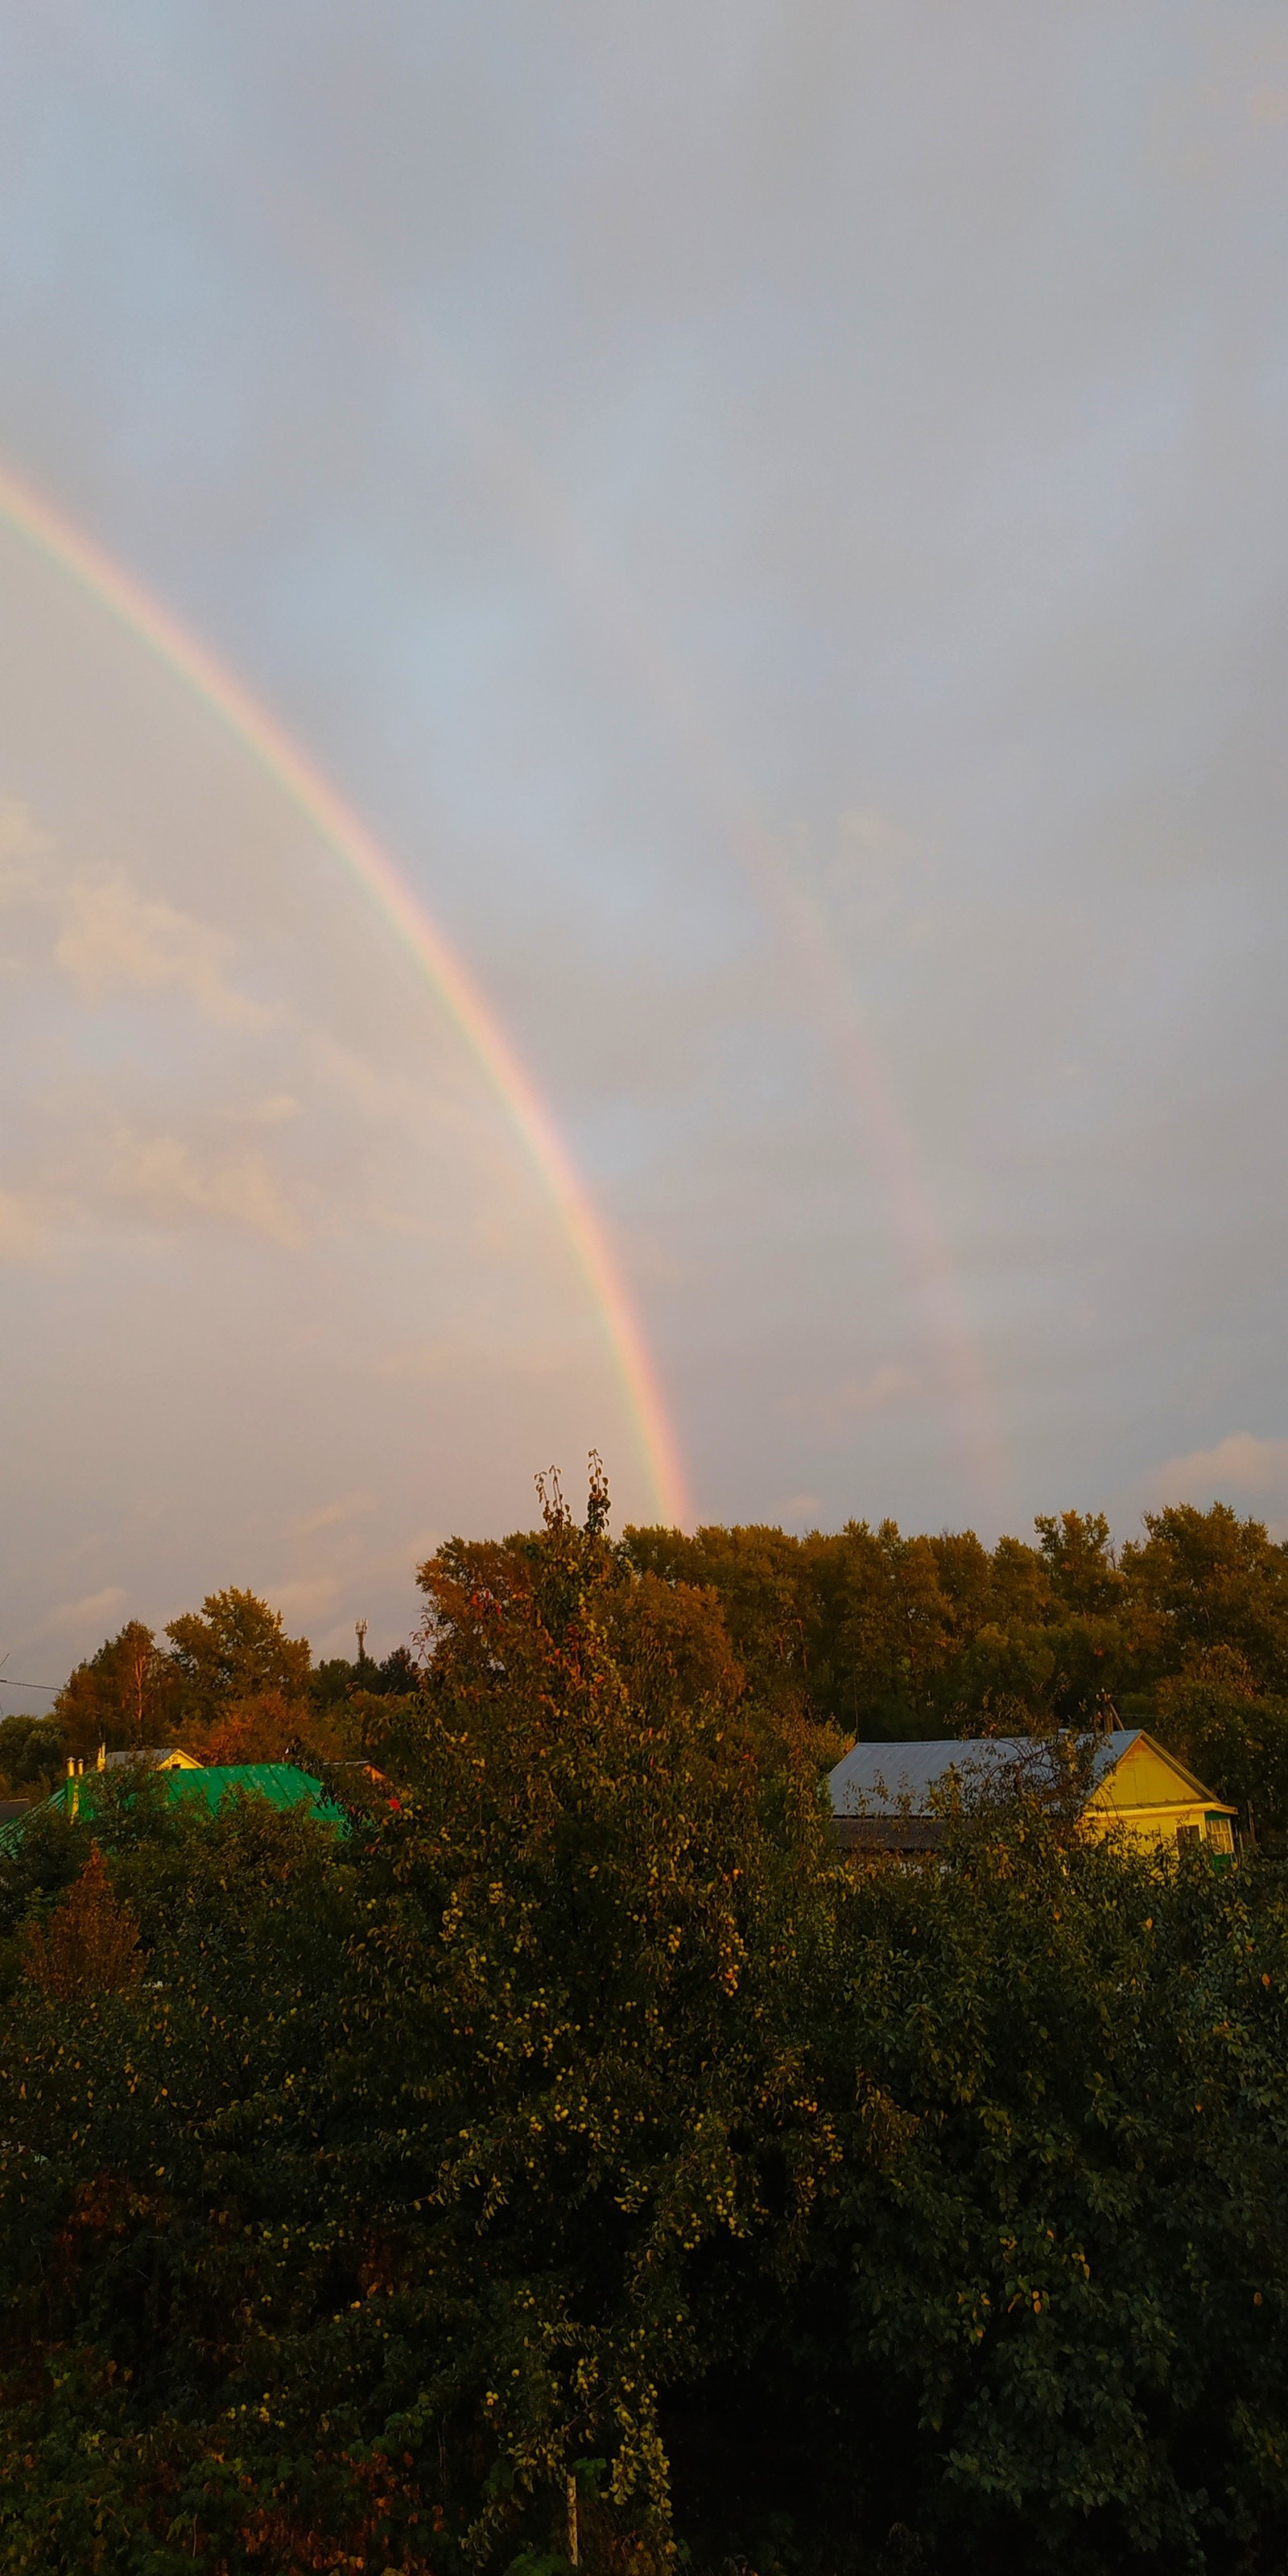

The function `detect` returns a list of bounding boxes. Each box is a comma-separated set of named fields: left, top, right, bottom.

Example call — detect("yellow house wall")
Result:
left=1084, top=1798, right=1219, bottom=1850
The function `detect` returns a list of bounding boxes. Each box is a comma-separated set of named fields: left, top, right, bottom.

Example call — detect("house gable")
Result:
left=1086, top=1731, right=1234, bottom=1818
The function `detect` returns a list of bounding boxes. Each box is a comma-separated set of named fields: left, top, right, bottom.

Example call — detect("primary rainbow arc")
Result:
left=0, top=454, right=689, bottom=1527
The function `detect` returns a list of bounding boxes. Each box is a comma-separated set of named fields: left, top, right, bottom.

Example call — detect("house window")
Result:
left=1205, top=1814, right=1234, bottom=1856
left=1176, top=1823, right=1201, bottom=1848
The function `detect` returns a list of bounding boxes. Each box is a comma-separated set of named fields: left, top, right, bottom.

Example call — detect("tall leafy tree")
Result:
left=1034, top=1509, right=1124, bottom=1616
left=0, top=1712, right=66, bottom=1792
left=53, top=1618, right=178, bottom=1755
left=164, top=1586, right=312, bottom=1724
left=1122, top=1504, right=1288, bottom=1694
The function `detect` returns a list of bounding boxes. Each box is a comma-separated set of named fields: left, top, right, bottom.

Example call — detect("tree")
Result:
left=0, top=1712, right=66, bottom=1793
left=944, top=1620, right=1057, bottom=1732
left=1034, top=1509, right=1124, bottom=1616
left=988, top=1533, right=1052, bottom=1629
left=1, top=1467, right=836, bottom=2571
left=164, top=1587, right=312, bottom=1725
left=53, top=1620, right=178, bottom=1756
left=830, top=1520, right=956, bottom=1736
left=420, top=1469, right=745, bottom=1740
left=1153, top=1644, right=1288, bottom=1831
left=1122, top=1503, right=1288, bottom=1694
left=312, top=1642, right=419, bottom=1704
left=22, top=1847, right=142, bottom=2002
left=927, top=1529, right=994, bottom=1641
left=625, top=1520, right=820, bottom=1722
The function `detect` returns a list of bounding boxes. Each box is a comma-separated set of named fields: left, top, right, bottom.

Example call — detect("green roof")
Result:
left=144, top=1764, right=349, bottom=1827
left=1, top=1761, right=349, bottom=1851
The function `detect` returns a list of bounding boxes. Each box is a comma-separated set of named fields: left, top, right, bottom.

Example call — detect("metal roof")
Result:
left=155, top=1763, right=347, bottom=1823
left=828, top=1730, right=1140, bottom=1817
left=0, top=1762, right=349, bottom=1856
left=100, top=1747, right=190, bottom=1769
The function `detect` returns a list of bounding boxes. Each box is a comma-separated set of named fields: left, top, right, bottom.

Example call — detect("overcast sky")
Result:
left=2, top=2, right=1288, bottom=1687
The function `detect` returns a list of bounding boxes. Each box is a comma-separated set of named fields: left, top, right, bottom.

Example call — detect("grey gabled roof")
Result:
left=828, top=1730, right=1140, bottom=1817
left=100, top=1747, right=187, bottom=1769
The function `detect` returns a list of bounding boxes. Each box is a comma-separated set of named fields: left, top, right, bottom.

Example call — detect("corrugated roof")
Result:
left=100, top=1747, right=193, bottom=1769
left=828, top=1731, right=1139, bottom=1817
left=155, top=1764, right=348, bottom=1823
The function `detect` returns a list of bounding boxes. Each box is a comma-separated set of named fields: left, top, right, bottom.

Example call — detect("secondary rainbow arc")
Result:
left=0, top=453, right=689, bottom=1527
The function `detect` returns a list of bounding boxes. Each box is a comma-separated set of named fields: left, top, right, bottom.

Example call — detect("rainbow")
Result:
left=0, top=453, right=689, bottom=1526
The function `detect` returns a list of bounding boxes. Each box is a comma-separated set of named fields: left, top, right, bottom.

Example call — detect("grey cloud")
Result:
left=1141, top=1435, right=1288, bottom=1513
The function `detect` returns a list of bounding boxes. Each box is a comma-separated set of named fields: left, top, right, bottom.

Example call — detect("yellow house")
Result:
left=829, top=1728, right=1236, bottom=1859
left=1081, top=1729, right=1236, bottom=1856
left=55, top=1745, right=204, bottom=1823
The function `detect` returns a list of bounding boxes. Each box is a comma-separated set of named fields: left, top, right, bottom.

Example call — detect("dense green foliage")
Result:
left=4, top=1480, right=1288, bottom=2574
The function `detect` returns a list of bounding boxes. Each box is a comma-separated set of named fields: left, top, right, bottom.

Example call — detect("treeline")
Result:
left=625, top=1500, right=1288, bottom=1732
left=7, top=1492, right=1288, bottom=1829
left=0, top=1589, right=417, bottom=1788
left=4, top=1477, right=1288, bottom=2574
